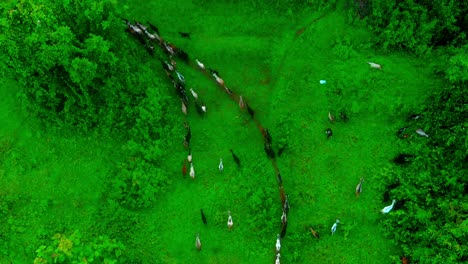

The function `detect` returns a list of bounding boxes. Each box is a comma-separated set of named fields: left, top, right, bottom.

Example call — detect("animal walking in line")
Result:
left=281, top=209, right=287, bottom=225
left=200, top=209, right=207, bottom=224
left=279, top=186, right=286, bottom=205
left=190, top=162, right=195, bottom=179
left=283, top=194, right=290, bottom=214
left=147, top=21, right=160, bottom=35
left=381, top=199, right=396, bottom=214
left=230, top=149, right=240, bottom=167
left=227, top=210, right=233, bottom=230
left=263, top=128, right=272, bottom=145
left=280, top=222, right=288, bottom=238
left=275, top=234, right=281, bottom=253
left=325, top=128, right=333, bottom=139
left=416, top=128, right=429, bottom=137
left=187, top=149, right=192, bottom=163
left=176, top=71, right=185, bottom=84
left=331, top=219, right=340, bottom=235
left=213, top=73, right=225, bottom=86
left=264, top=143, right=275, bottom=159
left=185, top=126, right=192, bottom=147
left=196, top=59, right=205, bottom=70
left=309, top=227, right=320, bottom=239
left=368, top=61, right=382, bottom=70
left=276, top=172, right=283, bottom=185
left=195, top=234, right=202, bottom=250
left=218, top=158, right=224, bottom=172
left=246, top=103, right=255, bottom=118
left=190, top=88, right=198, bottom=100
left=224, top=86, right=233, bottom=94
left=182, top=160, right=187, bottom=176
left=181, top=99, right=187, bottom=115
left=239, top=96, right=245, bottom=109
left=355, top=177, right=364, bottom=196
left=275, top=253, right=280, bottom=264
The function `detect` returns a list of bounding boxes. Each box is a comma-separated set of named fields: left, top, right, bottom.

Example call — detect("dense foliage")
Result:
left=362, top=0, right=468, bottom=54
left=379, top=47, right=468, bottom=263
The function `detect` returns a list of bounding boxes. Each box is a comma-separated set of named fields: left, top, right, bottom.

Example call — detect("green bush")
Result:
left=34, top=230, right=125, bottom=263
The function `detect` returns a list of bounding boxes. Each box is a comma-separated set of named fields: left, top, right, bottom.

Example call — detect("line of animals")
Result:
left=123, top=19, right=423, bottom=263
left=122, top=18, right=290, bottom=262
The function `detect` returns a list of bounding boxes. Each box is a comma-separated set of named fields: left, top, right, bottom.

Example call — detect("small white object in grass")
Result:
left=320, top=80, right=327, bottom=84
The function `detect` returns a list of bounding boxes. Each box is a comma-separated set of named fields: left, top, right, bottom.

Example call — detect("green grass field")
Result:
left=0, top=0, right=443, bottom=263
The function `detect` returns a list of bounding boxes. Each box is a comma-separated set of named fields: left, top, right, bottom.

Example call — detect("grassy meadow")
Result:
left=0, top=0, right=444, bottom=263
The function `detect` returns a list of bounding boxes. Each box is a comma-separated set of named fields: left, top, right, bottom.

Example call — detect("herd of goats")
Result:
left=122, top=18, right=428, bottom=263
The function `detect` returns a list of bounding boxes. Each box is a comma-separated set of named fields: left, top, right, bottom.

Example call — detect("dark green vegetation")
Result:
left=0, top=0, right=467, bottom=263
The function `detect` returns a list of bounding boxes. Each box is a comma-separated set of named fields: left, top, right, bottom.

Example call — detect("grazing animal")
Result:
left=281, top=209, right=287, bottom=225
left=277, top=145, right=286, bottom=157
left=190, top=163, right=195, bottom=179
left=416, top=128, right=429, bottom=137
left=275, top=234, right=281, bottom=253
left=195, top=59, right=205, bottom=70
left=394, top=200, right=406, bottom=211
left=213, top=73, right=225, bottom=86
left=381, top=199, right=396, bottom=214
left=368, top=61, right=382, bottom=69
left=200, top=209, right=207, bottom=224
left=182, top=160, right=187, bottom=176
left=331, top=219, right=340, bottom=235
left=355, top=177, right=364, bottom=196
left=393, top=154, right=415, bottom=165
left=246, top=103, right=255, bottom=118
left=181, top=100, right=187, bottom=115
left=397, top=127, right=408, bottom=137
left=179, top=31, right=191, bottom=39
left=325, top=128, right=333, bottom=138
left=328, top=111, right=335, bottom=122
left=219, top=158, right=223, bottom=172
left=283, top=194, right=290, bottom=214
left=340, top=111, right=348, bottom=122
left=409, top=114, right=423, bottom=120
left=401, top=256, right=409, bottom=264
left=190, top=88, right=198, bottom=99
left=195, top=234, right=201, bottom=250
left=309, top=227, right=320, bottom=239
left=275, top=253, right=280, bottom=264
left=227, top=210, right=233, bottom=230
left=230, top=149, right=240, bottom=167
left=383, top=178, right=400, bottom=202
left=188, top=149, right=192, bottom=163
left=239, top=96, right=245, bottom=109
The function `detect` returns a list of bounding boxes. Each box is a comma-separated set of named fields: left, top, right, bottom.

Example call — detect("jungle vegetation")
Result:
left=0, top=0, right=467, bottom=263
